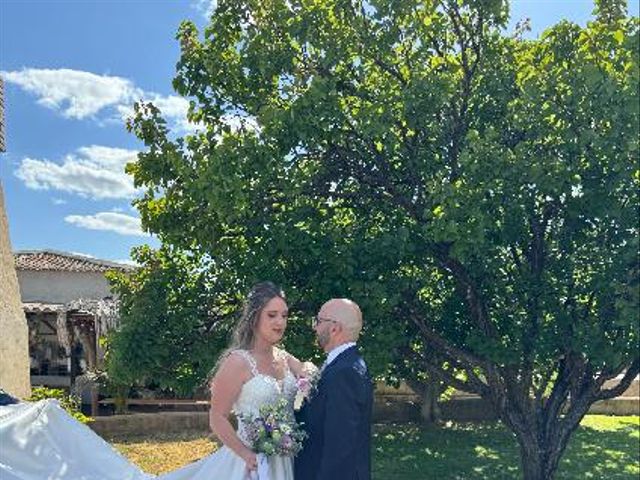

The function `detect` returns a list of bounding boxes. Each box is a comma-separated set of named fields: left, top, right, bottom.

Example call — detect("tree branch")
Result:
left=435, top=250, right=498, bottom=339
left=409, top=314, right=486, bottom=369
left=597, top=359, right=640, bottom=400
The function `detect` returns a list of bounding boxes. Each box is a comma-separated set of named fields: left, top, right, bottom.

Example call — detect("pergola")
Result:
left=24, top=297, right=120, bottom=415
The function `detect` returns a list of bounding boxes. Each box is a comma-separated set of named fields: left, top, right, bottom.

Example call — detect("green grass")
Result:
left=113, top=415, right=639, bottom=479
left=372, top=416, right=640, bottom=479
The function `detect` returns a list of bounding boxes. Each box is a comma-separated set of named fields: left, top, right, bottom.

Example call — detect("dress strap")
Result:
left=276, top=348, right=291, bottom=377
left=234, top=349, right=259, bottom=377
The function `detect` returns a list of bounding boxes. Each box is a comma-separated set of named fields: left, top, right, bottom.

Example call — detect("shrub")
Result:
left=28, top=386, right=92, bottom=423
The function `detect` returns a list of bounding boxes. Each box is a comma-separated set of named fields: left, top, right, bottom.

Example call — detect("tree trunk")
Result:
left=405, top=378, right=445, bottom=424
left=420, top=383, right=442, bottom=423
left=510, top=409, right=582, bottom=480
left=520, top=449, right=543, bottom=480
left=517, top=433, right=571, bottom=480
left=91, top=386, right=99, bottom=417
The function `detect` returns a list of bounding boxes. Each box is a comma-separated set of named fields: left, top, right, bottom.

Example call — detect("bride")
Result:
left=162, top=281, right=311, bottom=480
left=0, top=281, right=313, bottom=480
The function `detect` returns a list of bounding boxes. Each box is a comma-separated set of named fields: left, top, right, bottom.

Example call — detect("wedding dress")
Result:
left=160, top=349, right=297, bottom=480
left=0, top=349, right=297, bottom=480
left=0, top=399, right=152, bottom=480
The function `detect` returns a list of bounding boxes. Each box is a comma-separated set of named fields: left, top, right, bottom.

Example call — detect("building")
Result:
left=14, top=250, right=133, bottom=398
left=0, top=75, right=32, bottom=400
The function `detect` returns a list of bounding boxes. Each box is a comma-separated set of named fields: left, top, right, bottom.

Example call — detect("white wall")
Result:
left=17, top=270, right=114, bottom=304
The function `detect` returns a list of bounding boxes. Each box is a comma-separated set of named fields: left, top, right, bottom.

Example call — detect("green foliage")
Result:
left=105, top=246, right=236, bottom=395
left=123, top=1, right=639, bottom=476
left=28, top=386, right=92, bottom=423
left=127, top=0, right=638, bottom=382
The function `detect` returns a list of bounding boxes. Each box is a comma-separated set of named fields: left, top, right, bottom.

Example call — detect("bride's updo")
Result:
left=229, top=281, right=286, bottom=351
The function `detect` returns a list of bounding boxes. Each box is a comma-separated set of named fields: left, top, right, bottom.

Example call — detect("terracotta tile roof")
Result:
left=14, top=250, right=135, bottom=273
left=22, top=302, right=65, bottom=313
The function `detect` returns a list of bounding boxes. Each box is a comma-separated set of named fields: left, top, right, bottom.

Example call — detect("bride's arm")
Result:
left=286, top=352, right=318, bottom=379
left=209, top=353, right=257, bottom=472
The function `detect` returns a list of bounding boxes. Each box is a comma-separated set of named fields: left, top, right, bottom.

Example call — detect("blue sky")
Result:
left=1, top=0, right=638, bottom=264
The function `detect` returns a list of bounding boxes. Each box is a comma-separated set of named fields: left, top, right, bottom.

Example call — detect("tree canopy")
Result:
left=118, top=1, right=639, bottom=478
left=106, top=246, right=232, bottom=395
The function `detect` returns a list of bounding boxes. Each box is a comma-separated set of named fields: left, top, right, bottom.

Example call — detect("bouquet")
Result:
left=240, top=398, right=306, bottom=456
left=239, top=398, right=307, bottom=479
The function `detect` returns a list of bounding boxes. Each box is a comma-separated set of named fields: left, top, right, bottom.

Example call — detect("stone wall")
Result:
left=89, top=379, right=639, bottom=437
left=0, top=183, right=30, bottom=399
left=89, top=395, right=639, bottom=438
left=91, top=412, right=211, bottom=438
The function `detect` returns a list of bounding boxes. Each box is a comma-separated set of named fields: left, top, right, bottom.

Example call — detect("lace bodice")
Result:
left=231, top=349, right=298, bottom=418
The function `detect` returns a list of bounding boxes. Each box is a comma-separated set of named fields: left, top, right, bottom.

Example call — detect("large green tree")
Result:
left=123, top=0, right=639, bottom=478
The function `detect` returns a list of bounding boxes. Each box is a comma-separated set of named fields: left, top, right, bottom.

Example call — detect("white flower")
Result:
left=294, top=363, right=321, bottom=411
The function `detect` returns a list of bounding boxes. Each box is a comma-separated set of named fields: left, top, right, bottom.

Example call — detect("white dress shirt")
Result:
left=323, top=342, right=357, bottom=370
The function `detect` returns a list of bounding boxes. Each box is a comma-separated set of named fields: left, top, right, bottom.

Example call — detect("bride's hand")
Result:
left=301, top=361, right=318, bottom=377
left=241, top=449, right=257, bottom=474
left=286, top=352, right=318, bottom=379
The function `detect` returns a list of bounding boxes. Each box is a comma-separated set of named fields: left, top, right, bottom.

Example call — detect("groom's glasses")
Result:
left=311, top=316, right=338, bottom=328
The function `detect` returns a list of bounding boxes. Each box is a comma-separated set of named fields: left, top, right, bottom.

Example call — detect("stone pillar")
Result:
left=0, top=183, right=31, bottom=398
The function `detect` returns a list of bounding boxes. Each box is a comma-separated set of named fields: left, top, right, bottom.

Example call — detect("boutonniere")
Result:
left=294, top=362, right=320, bottom=410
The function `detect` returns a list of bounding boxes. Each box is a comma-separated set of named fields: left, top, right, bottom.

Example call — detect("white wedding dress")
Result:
left=160, top=349, right=297, bottom=480
left=0, top=349, right=297, bottom=480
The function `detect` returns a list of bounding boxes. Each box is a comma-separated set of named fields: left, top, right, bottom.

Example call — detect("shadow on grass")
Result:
left=557, top=418, right=639, bottom=480
left=373, top=417, right=639, bottom=480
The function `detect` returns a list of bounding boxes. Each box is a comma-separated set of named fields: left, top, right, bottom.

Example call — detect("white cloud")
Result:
left=115, top=93, right=199, bottom=133
left=16, top=145, right=139, bottom=200
left=112, top=258, right=140, bottom=267
left=192, top=0, right=217, bottom=19
left=52, top=198, right=67, bottom=205
left=70, top=251, right=96, bottom=258
left=148, top=94, right=190, bottom=120
left=65, top=212, right=146, bottom=237
left=221, top=113, right=261, bottom=134
left=76, top=145, right=138, bottom=171
left=2, top=68, right=139, bottom=119
left=152, top=95, right=199, bottom=133
left=3, top=67, right=199, bottom=132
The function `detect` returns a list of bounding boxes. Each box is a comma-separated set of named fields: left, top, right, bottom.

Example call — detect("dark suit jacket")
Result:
left=295, top=346, right=373, bottom=480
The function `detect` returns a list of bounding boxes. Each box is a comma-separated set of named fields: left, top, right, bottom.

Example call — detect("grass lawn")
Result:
left=111, top=415, right=639, bottom=479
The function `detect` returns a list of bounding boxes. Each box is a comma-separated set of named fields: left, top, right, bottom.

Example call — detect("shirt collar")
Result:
left=325, top=342, right=356, bottom=368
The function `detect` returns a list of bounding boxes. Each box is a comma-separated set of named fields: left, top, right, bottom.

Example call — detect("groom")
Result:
left=295, top=298, right=373, bottom=480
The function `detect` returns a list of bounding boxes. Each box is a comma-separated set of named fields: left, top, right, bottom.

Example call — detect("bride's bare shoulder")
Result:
left=209, top=351, right=254, bottom=409
left=214, top=350, right=253, bottom=380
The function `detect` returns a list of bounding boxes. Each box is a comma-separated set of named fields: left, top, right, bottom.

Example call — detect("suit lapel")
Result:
left=320, top=345, right=358, bottom=378
left=302, top=346, right=359, bottom=409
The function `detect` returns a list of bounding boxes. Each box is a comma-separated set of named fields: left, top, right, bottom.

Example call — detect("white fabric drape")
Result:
left=0, top=400, right=151, bottom=480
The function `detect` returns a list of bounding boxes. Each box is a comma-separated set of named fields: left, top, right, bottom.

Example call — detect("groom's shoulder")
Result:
left=323, top=358, right=371, bottom=395
left=330, top=349, right=369, bottom=378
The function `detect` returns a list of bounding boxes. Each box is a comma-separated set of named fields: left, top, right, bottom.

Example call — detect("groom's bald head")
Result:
left=320, top=298, right=363, bottom=341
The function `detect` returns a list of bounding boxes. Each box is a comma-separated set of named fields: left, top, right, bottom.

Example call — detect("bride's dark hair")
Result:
left=210, top=281, right=285, bottom=379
